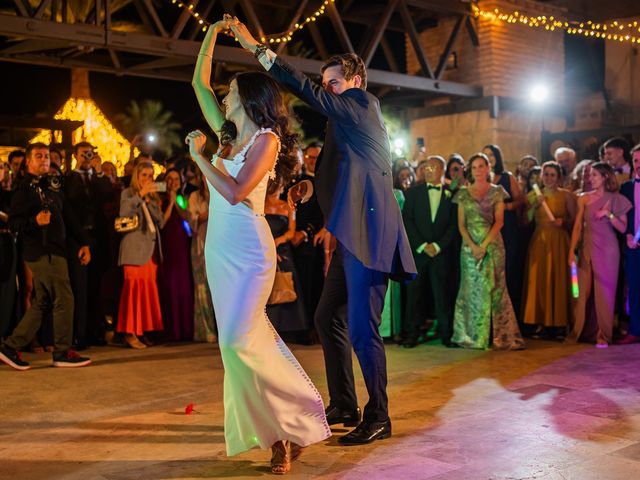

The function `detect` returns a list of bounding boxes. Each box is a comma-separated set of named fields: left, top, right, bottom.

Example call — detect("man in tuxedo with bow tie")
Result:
left=402, top=156, right=458, bottom=347
left=604, top=137, right=632, bottom=185
left=603, top=137, right=633, bottom=332
left=65, top=142, right=114, bottom=348
left=618, top=144, right=640, bottom=344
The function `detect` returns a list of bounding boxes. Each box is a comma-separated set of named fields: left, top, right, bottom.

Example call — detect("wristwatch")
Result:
left=608, top=212, right=615, bottom=220
left=253, top=43, right=268, bottom=59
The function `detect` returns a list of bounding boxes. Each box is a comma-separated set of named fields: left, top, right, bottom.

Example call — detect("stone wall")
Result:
left=406, top=0, right=567, bottom=102
left=410, top=109, right=566, bottom=169
left=406, top=0, right=568, bottom=169
left=605, top=20, right=640, bottom=126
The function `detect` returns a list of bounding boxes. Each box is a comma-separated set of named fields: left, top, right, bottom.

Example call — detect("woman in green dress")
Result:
left=452, top=153, right=524, bottom=350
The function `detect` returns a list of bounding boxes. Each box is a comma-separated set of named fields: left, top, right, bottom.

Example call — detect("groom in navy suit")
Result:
left=230, top=21, right=417, bottom=445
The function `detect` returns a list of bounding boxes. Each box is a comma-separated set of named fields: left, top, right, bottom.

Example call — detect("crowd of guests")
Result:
left=0, top=134, right=638, bottom=370
left=0, top=139, right=328, bottom=370
left=0, top=141, right=220, bottom=370
left=389, top=137, right=638, bottom=350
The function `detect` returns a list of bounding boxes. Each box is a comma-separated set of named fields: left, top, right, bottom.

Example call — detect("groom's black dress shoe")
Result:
left=402, top=338, right=418, bottom=348
left=337, top=419, right=392, bottom=445
left=325, top=405, right=361, bottom=427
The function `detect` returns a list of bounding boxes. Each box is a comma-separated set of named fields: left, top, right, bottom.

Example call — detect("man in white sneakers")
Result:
left=0, top=143, right=91, bottom=371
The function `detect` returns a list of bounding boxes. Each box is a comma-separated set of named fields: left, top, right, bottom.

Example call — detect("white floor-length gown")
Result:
left=205, top=128, right=331, bottom=456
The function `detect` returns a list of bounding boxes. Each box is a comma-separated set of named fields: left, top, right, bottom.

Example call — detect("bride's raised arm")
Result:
left=192, top=20, right=229, bottom=135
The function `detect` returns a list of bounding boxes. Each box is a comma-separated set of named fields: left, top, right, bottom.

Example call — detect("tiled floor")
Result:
left=1, top=339, right=640, bottom=479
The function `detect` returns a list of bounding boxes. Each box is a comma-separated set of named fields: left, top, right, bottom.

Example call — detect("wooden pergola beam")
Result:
left=171, top=0, right=200, bottom=39
left=188, top=0, right=217, bottom=40
left=276, top=0, right=309, bottom=55
left=435, top=15, right=464, bottom=79
left=238, top=0, right=266, bottom=41
left=307, top=22, right=330, bottom=60
left=361, top=0, right=399, bottom=67
left=141, top=0, right=168, bottom=37
left=398, top=0, right=434, bottom=78
left=34, top=0, right=53, bottom=19
left=326, top=0, right=354, bottom=53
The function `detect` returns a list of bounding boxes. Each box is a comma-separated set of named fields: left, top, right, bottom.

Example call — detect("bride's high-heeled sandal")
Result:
left=290, top=442, right=305, bottom=463
left=270, top=440, right=291, bottom=475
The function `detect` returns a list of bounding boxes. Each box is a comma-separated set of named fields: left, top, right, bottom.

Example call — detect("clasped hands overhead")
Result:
left=209, top=14, right=258, bottom=51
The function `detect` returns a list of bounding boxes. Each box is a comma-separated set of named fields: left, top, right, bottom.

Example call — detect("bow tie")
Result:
left=426, top=184, right=442, bottom=191
left=634, top=178, right=640, bottom=183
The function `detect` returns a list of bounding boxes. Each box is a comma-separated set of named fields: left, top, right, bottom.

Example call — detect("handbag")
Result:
left=267, top=264, right=298, bottom=305
left=114, top=214, right=139, bottom=233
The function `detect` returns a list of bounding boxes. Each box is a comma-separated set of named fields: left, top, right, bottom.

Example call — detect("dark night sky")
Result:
left=1, top=61, right=328, bottom=147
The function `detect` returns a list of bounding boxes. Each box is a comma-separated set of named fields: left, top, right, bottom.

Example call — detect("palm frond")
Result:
left=115, top=99, right=183, bottom=156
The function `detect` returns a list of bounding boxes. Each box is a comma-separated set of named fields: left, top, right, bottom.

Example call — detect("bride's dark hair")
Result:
left=220, top=71, right=299, bottom=187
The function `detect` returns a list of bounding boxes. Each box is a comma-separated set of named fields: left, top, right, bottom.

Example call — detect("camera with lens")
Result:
left=304, top=223, right=316, bottom=243
left=31, top=174, right=64, bottom=192
left=81, top=150, right=95, bottom=160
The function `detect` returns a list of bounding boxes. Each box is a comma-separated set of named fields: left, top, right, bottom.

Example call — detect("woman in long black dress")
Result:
left=483, top=144, right=525, bottom=319
left=264, top=180, right=310, bottom=338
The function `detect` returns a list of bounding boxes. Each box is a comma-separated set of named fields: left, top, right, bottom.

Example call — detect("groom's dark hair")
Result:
left=321, top=53, right=367, bottom=90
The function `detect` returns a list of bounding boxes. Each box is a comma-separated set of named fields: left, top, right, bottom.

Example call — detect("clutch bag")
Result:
left=114, top=215, right=139, bottom=233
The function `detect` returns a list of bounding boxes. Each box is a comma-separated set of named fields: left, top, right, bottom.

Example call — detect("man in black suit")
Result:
left=230, top=19, right=417, bottom=445
left=65, top=142, right=114, bottom=348
left=402, top=156, right=458, bottom=348
left=290, top=143, right=325, bottom=327
left=617, top=144, right=640, bottom=344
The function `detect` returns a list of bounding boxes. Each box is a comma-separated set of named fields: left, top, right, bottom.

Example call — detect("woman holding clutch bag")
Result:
left=116, top=161, right=165, bottom=349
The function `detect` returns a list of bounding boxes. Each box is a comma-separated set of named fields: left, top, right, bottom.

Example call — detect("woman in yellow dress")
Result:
left=522, top=161, right=577, bottom=337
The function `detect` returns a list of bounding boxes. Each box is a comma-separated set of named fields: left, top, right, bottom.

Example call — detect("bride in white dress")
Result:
left=186, top=18, right=330, bottom=474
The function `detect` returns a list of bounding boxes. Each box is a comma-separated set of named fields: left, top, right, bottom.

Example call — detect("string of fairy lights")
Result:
left=170, top=0, right=335, bottom=44
left=171, top=0, right=640, bottom=46
left=472, top=4, right=640, bottom=44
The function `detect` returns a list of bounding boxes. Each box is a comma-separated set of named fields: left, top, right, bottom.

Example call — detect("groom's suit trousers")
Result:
left=314, top=244, right=389, bottom=423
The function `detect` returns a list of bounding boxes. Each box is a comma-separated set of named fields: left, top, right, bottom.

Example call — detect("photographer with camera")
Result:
left=65, top=141, right=115, bottom=349
left=0, top=142, right=91, bottom=370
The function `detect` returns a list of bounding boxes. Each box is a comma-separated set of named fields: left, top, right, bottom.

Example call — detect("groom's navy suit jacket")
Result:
left=269, top=57, right=416, bottom=280
left=621, top=180, right=637, bottom=237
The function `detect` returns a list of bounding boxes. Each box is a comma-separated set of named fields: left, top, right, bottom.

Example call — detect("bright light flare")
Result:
left=529, top=84, right=550, bottom=104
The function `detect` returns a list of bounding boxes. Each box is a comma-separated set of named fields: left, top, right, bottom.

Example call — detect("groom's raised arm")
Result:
left=266, top=56, right=362, bottom=124
left=230, top=19, right=361, bottom=123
